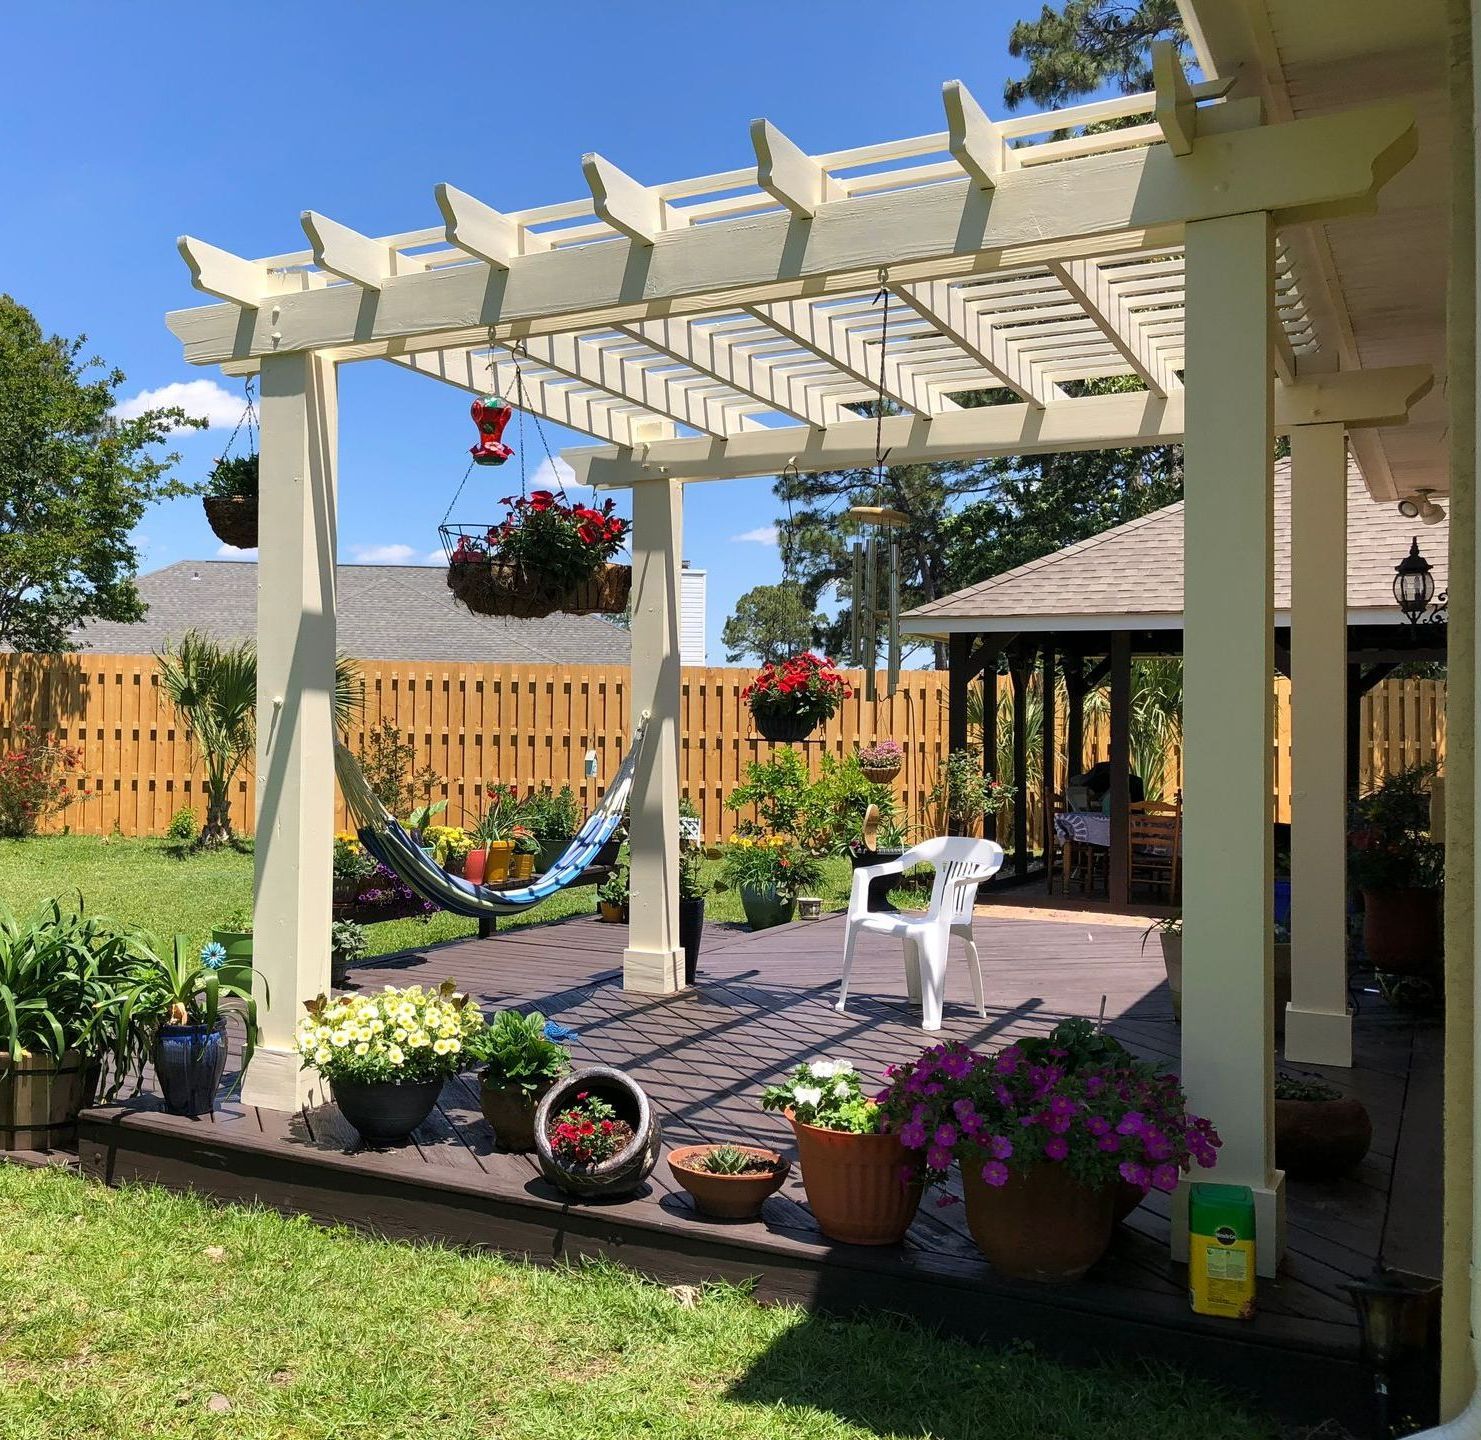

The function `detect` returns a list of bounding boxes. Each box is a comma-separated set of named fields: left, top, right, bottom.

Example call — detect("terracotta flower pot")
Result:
left=1362, top=887, right=1442, bottom=977
left=464, top=848, right=488, bottom=885
left=788, top=1112, right=921, bottom=1245
left=668, top=1144, right=790, bottom=1220
left=960, top=1158, right=1116, bottom=1283
left=480, top=1077, right=554, bottom=1153
left=1275, top=1095, right=1373, bottom=1180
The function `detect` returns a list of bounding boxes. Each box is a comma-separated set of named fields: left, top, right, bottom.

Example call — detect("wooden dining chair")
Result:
left=1128, top=799, right=1181, bottom=901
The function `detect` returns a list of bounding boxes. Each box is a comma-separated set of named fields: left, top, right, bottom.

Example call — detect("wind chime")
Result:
left=846, top=269, right=908, bottom=701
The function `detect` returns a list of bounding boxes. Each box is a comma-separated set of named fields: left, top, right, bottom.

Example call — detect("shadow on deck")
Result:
left=77, top=909, right=1440, bottom=1436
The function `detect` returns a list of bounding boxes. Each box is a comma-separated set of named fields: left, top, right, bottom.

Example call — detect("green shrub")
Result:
left=520, top=785, right=581, bottom=840
left=464, top=1009, right=570, bottom=1098
left=725, top=748, right=893, bottom=854
left=165, top=807, right=198, bottom=842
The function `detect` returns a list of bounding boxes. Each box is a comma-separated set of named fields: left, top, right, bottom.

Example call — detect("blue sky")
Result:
left=1, top=1, right=1038, bottom=662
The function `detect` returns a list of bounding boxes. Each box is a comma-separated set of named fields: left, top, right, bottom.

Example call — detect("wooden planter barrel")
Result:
left=0, top=1048, right=88, bottom=1151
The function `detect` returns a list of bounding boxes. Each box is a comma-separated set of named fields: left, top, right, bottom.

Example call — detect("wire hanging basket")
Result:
left=202, top=380, right=259, bottom=550
left=440, top=525, right=631, bottom=619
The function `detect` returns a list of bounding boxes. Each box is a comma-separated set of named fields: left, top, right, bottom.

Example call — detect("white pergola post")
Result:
left=243, top=351, right=339, bottom=1112
left=623, top=477, right=684, bottom=994
left=1285, top=423, right=1354, bottom=1066
left=1177, top=210, right=1285, bottom=1275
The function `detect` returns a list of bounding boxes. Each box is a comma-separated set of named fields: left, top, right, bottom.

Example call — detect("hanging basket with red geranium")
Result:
left=440, top=490, right=631, bottom=620
left=744, top=652, right=851, bottom=742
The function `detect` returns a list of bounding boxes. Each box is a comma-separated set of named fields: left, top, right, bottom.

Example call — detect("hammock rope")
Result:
left=335, top=716, right=647, bottom=919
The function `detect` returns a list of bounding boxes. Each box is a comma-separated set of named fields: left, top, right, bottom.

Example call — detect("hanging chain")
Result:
left=779, top=460, right=800, bottom=586
left=506, top=336, right=568, bottom=502
left=869, top=266, right=893, bottom=503
left=218, top=376, right=257, bottom=464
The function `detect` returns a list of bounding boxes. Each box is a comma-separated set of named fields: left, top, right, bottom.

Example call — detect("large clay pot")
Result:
left=534, top=1066, right=661, bottom=1199
left=679, top=897, right=705, bottom=984
left=740, top=884, right=795, bottom=931
left=668, top=1144, right=789, bottom=1220
left=153, top=1021, right=229, bottom=1118
left=333, top=1076, right=442, bottom=1143
left=1362, top=888, right=1442, bottom=977
left=1275, top=1095, right=1373, bottom=1180
left=789, top=1112, right=921, bottom=1245
left=479, top=1077, right=554, bottom=1153
left=0, top=1048, right=87, bottom=1150
left=961, top=1158, right=1115, bottom=1282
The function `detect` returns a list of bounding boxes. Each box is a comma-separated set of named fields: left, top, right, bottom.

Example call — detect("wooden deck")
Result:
left=78, top=909, right=1441, bottom=1434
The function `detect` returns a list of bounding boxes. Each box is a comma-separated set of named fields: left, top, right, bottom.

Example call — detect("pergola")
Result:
left=166, top=47, right=1431, bottom=1279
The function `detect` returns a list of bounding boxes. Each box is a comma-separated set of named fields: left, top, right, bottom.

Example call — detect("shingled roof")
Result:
left=69, top=561, right=631, bottom=663
left=903, top=458, right=1449, bottom=635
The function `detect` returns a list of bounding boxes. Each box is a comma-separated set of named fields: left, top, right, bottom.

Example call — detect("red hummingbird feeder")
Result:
left=469, top=393, right=514, bottom=466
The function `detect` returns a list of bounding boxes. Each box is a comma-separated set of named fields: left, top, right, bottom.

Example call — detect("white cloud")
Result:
left=348, top=543, right=428, bottom=565
left=425, top=547, right=449, bottom=564
left=114, top=378, right=247, bottom=431
left=216, top=543, right=257, bottom=559
left=529, top=455, right=577, bottom=492
left=731, top=525, right=779, bottom=545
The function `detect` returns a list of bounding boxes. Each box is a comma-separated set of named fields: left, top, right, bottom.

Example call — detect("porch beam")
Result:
left=1177, top=209, right=1284, bottom=1275
left=435, top=183, right=551, bottom=267
left=167, top=102, right=1417, bottom=365
left=894, top=280, right=1060, bottom=407
left=623, top=317, right=849, bottom=428
left=751, top=119, right=842, bottom=217
left=1285, top=422, right=1353, bottom=1067
left=567, top=365, right=1432, bottom=487
left=623, top=477, right=685, bottom=994
left=244, top=351, right=339, bottom=1113
left=943, top=79, right=1015, bottom=190
left=1051, top=259, right=1180, bottom=397
left=391, top=348, right=677, bottom=448
left=746, top=300, right=960, bottom=417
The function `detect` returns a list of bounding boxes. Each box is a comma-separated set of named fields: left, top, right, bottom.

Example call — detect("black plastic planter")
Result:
left=679, top=897, right=705, bottom=984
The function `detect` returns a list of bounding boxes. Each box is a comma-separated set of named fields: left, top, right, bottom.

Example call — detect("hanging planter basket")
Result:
left=203, top=495, right=259, bottom=550
left=752, top=709, right=818, bottom=743
left=441, top=526, right=631, bottom=620
left=860, top=758, right=902, bottom=785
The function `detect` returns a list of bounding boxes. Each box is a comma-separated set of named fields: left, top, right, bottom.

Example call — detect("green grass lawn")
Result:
left=0, top=1165, right=1276, bottom=1440
left=1, top=834, right=863, bottom=962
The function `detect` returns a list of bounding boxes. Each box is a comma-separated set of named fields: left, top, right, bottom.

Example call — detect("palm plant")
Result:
left=156, top=630, right=365, bottom=848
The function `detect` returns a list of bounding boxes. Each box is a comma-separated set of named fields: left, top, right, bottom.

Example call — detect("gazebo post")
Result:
left=1041, top=641, right=1057, bottom=891
left=623, top=477, right=684, bottom=995
left=982, top=644, right=1000, bottom=843
left=1064, top=655, right=1086, bottom=782
left=1009, top=645, right=1032, bottom=876
left=1107, top=632, right=1132, bottom=907
left=947, top=634, right=971, bottom=756
left=243, top=351, right=339, bottom=1112
left=1177, top=209, right=1284, bottom=1276
left=1285, top=423, right=1354, bottom=1066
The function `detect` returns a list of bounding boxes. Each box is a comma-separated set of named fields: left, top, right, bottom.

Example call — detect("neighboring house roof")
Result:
left=67, top=561, right=632, bottom=664
left=903, top=457, right=1449, bottom=635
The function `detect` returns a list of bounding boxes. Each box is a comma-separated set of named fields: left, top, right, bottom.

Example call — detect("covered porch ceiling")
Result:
left=1180, top=0, right=1449, bottom=500
left=166, top=55, right=1430, bottom=496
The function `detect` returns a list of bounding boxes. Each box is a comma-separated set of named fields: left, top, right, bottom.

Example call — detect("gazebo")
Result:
left=163, top=35, right=1439, bottom=1298
left=903, top=454, right=1448, bottom=945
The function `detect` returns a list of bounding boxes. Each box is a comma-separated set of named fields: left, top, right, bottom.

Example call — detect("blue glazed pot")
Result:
left=153, top=1020, right=229, bottom=1117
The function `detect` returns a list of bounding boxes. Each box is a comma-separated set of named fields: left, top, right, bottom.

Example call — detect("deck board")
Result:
left=77, top=909, right=1441, bottom=1434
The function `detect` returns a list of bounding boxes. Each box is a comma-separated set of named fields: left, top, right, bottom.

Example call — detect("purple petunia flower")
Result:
left=1151, top=1164, right=1181, bottom=1193
left=987, top=1134, right=1013, bottom=1160
left=1097, top=1134, right=1121, bottom=1153
left=933, top=1123, right=958, bottom=1149
left=980, top=1160, right=1010, bottom=1187
left=1043, top=1136, right=1070, bottom=1161
left=926, top=1145, right=953, bottom=1172
left=1119, top=1161, right=1152, bottom=1190
left=899, top=1120, right=928, bottom=1150
left=1084, top=1115, right=1112, bottom=1137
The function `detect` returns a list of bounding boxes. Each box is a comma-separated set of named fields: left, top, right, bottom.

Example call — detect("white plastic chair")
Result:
left=837, top=836, right=1005, bottom=1031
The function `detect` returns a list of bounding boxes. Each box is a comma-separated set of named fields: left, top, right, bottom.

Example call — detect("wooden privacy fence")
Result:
left=0, top=655, right=948, bottom=843
left=0, top=654, right=1446, bottom=843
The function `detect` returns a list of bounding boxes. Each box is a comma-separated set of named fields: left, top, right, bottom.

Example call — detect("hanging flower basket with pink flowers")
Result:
left=878, top=1025, right=1220, bottom=1283
left=743, top=652, right=851, bottom=743
left=441, top=490, right=631, bottom=619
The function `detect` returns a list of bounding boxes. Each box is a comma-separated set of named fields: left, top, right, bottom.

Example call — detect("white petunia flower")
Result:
left=433, top=1038, right=451, bottom=1055
left=354, top=1043, right=369, bottom=1057
left=808, top=1061, right=838, bottom=1080
left=833, top=1078, right=851, bottom=1097
left=387, top=1046, right=404, bottom=1066
left=331, top=1030, right=350, bottom=1048
left=794, top=1085, right=824, bottom=1108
